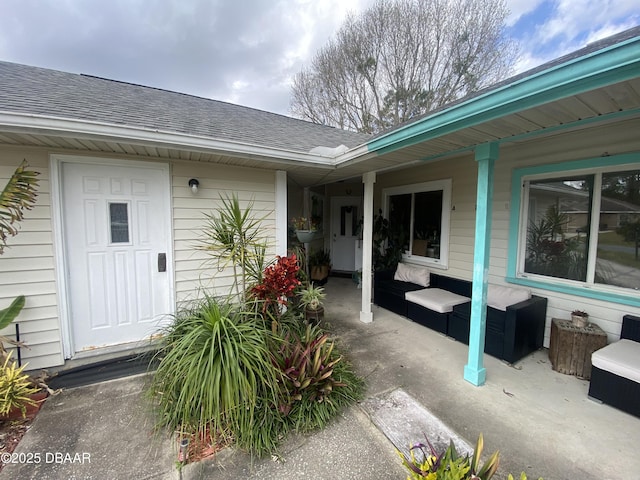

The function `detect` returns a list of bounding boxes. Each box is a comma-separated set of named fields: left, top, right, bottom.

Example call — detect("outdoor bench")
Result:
left=373, top=263, right=547, bottom=363
left=589, top=315, right=640, bottom=418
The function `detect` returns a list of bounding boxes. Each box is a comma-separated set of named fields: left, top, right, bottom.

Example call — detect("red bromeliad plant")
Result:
left=251, top=255, right=301, bottom=315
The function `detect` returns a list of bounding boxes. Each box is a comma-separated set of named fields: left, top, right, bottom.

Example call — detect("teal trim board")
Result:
left=464, top=142, right=498, bottom=387
left=507, top=152, right=640, bottom=305
left=367, top=36, right=640, bottom=156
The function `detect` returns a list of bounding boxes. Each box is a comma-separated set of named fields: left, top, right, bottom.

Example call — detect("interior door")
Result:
left=61, top=161, right=172, bottom=354
left=330, top=196, right=362, bottom=272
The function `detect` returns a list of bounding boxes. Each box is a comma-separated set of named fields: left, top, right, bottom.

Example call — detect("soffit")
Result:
left=0, top=78, right=638, bottom=187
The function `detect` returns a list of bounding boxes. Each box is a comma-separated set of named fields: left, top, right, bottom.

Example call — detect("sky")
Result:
left=0, top=0, right=638, bottom=117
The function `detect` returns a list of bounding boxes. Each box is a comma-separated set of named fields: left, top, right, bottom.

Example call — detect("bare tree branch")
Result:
left=290, top=0, right=518, bottom=133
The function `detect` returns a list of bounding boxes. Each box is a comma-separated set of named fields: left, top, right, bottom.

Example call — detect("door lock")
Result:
left=158, top=253, right=167, bottom=272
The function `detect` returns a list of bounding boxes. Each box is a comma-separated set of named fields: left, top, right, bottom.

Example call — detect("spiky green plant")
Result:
left=0, top=351, right=40, bottom=417
left=0, top=160, right=39, bottom=255
left=149, top=296, right=282, bottom=452
left=397, top=434, right=500, bottom=480
left=0, top=161, right=39, bottom=364
left=200, top=194, right=269, bottom=300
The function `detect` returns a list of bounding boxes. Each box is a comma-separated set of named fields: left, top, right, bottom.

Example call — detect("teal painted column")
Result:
left=464, top=142, right=498, bottom=386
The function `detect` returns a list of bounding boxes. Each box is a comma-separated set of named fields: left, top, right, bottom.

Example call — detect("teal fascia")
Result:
left=367, top=36, right=640, bottom=155
left=464, top=142, right=499, bottom=386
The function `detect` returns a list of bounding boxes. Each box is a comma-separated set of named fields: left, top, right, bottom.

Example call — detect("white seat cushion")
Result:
left=405, top=288, right=470, bottom=314
left=591, top=339, right=640, bottom=383
left=487, top=284, right=531, bottom=311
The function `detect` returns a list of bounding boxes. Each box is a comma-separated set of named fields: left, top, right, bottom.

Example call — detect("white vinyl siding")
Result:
left=494, top=119, right=640, bottom=345
left=171, top=161, right=277, bottom=304
left=375, top=117, right=640, bottom=346
left=0, top=148, right=63, bottom=370
left=375, top=155, right=476, bottom=279
left=1, top=147, right=278, bottom=370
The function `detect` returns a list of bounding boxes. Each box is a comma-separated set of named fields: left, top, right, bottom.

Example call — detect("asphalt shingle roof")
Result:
left=0, top=61, right=371, bottom=153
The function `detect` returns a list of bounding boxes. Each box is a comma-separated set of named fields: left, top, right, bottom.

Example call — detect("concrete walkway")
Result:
left=2, top=277, right=639, bottom=479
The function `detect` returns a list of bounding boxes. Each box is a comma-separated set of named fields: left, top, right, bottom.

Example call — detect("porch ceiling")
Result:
left=0, top=77, right=639, bottom=187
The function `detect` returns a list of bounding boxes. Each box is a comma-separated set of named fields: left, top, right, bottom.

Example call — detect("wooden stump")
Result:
left=549, top=318, right=608, bottom=379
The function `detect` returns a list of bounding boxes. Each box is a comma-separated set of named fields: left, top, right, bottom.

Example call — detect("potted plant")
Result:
left=571, top=309, right=589, bottom=328
left=309, top=249, right=331, bottom=284
left=291, top=217, right=317, bottom=243
left=298, top=283, right=326, bottom=324
left=0, top=351, right=44, bottom=420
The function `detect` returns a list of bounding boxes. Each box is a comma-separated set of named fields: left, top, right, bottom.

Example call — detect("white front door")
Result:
left=60, top=161, right=173, bottom=354
left=330, top=196, right=362, bottom=272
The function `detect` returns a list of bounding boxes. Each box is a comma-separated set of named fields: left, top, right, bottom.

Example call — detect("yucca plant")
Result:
left=0, top=351, right=40, bottom=418
left=149, top=296, right=283, bottom=453
left=200, top=194, right=269, bottom=300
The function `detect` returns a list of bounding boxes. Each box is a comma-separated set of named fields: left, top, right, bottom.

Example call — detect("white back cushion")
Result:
left=394, top=263, right=430, bottom=287
left=487, top=284, right=531, bottom=311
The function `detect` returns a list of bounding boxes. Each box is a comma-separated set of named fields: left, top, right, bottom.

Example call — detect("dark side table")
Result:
left=549, top=318, right=608, bottom=380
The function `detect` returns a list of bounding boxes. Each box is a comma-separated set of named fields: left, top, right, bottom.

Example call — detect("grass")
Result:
left=597, top=231, right=640, bottom=269
left=597, top=230, right=639, bottom=248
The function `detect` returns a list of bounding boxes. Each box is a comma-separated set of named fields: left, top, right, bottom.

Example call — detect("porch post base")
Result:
left=464, top=364, right=486, bottom=386
left=359, top=311, right=373, bottom=323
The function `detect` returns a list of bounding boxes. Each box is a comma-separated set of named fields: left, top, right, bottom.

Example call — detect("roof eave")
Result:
left=365, top=33, right=640, bottom=156
left=0, top=111, right=339, bottom=168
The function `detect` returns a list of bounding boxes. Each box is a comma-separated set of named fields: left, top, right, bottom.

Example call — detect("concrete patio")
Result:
left=1, top=276, right=638, bottom=479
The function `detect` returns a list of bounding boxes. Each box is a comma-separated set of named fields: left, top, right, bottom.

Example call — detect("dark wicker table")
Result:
left=549, top=318, right=608, bottom=379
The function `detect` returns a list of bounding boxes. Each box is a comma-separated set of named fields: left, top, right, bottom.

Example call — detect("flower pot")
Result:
left=2, top=390, right=48, bottom=421
left=295, top=230, right=316, bottom=243
left=304, top=306, right=324, bottom=324
left=571, top=314, right=589, bottom=328
left=310, top=265, right=330, bottom=282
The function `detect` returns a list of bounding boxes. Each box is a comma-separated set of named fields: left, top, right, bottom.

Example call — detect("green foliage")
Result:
left=525, top=205, right=587, bottom=281
left=308, top=248, right=331, bottom=267
left=373, top=209, right=405, bottom=271
left=200, top=194, right=269, bottom=299
left=151, top=194, right=364, bottom=459
left=397, top=434, right=499, bottom=480
left=275, top=321, right=364, bottom=432
left=398, top=434, right=543, bottom=480
left=0, top=295, right=26, bottom=356
left=616, top=219, right=640, bottom=243
left=0, top=295, right=25, bottom=331
left=0, top=351, right=40, bottom=417
left=149, top=296, right=281, bottom=451
left=297, top=284, right=326, bottom=311
left=508, top=474, right=543, bottom=480
left=0, top=160, right=39, bottom=255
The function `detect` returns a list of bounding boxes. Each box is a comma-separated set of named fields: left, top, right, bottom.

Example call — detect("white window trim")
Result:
left=516, top=165, right=639, bottom=295
left=382, top=179, right=452, bottom=269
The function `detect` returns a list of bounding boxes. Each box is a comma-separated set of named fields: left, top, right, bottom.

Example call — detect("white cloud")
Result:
left=504, top=0, right=546, bottom=27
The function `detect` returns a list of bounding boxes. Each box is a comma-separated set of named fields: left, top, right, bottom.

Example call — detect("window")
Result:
left=109, top=202, right=130, bottom=243
left=383, top=180, right=451, bottom=268
left=517, top=162, right=640, bottom=294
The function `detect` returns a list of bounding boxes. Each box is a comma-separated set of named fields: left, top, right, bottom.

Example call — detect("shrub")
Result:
left=397, top=433, right=542, bottom=480
left=274, top=321, right=364, bottom=432
left=149, top=296, right=282, bottom=452
left=0, top=351, right=40, bottom=418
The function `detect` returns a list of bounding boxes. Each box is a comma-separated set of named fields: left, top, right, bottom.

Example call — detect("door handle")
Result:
left=158, top=253, right=167, bottom=272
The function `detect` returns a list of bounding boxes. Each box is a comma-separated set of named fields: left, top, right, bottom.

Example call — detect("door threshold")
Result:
left=46, top=342, right=161, bottom=389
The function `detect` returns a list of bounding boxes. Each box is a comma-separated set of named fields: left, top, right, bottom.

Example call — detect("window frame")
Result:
left=382, top=179, right=452, bottom=269
left=507, top=153, right=640, bottom=307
